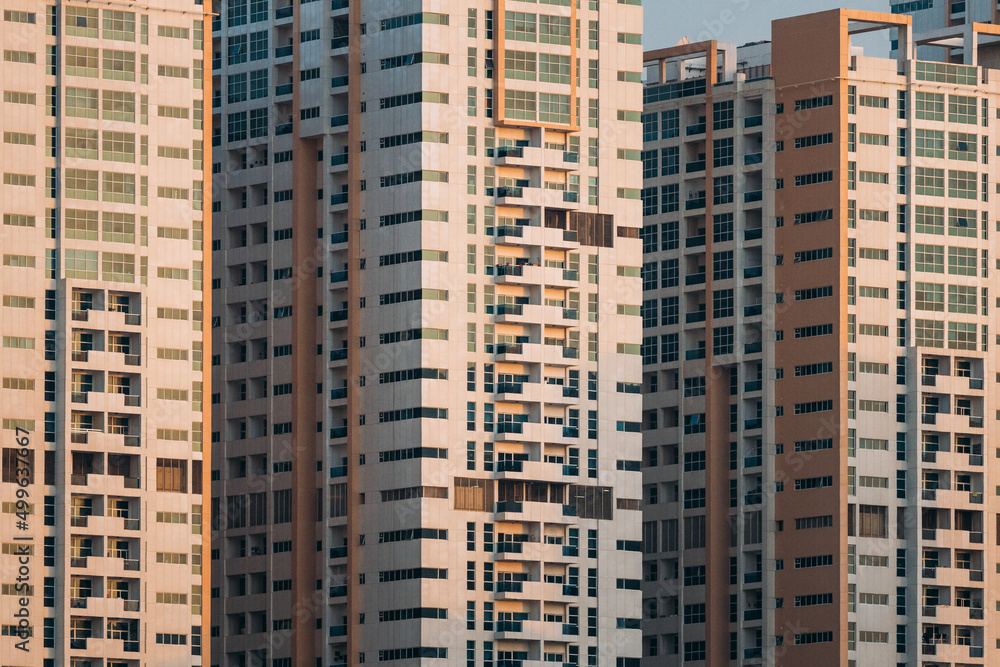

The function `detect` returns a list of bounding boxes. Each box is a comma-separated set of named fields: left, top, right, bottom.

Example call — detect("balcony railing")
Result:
left=744, top=190, right=763, bottom=203
left=685, top=272, right=705, bottom=286
left=744, top=152, right=763, bottom=165
left=744, top=115, right=763, bottom=127
left=275, top=5, right=293, bottom=19
left=744, top=227, right=763, bottom=241
left=685, top=123, right=706, bottom=136
left=685, top=160, right=705, bottom=173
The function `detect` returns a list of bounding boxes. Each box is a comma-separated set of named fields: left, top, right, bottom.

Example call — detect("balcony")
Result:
left=275, top=123, right=292, bottom=136
left=275, top=5, right=293, bottom=20
left=744, top=227, right=763, bottom=241
left=685, top=122, right=706, bottom=136
left=744, top=342, right=762, bottom=354
left=744, top=115, right=763, bottom=128
left=744, top=419, right=762, bottom=430
left=685, top=234, right=705, bottom=248
left=744, top=266, right=763, bottom=279
left=275, top=83, right=293, bottom=97
left=685, top=311, right=706, bottom=324
left=274, top=45, right=293, bottom=59
left=744, top=304, right=762, bottom=317
left=743, top=609, right=762, bottom=621
left=685, top=349, right=706, bottom=361
left=685, top=197, right=706, bottom=211
left=744, top=190, right=763, bottom=203
left=744, top=152, right=763, bottom=165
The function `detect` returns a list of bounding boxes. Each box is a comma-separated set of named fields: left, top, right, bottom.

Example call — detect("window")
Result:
left=102, top=49, right=135, bottom=81
left=914, top=319, right=944, bottom=347
left=712, top=137, right=733, bottom=168
left=915, top=168, right=944, bottom=196
left=65, top=87, right=98, bottom=118
left=65, top=129, right=98, bottom=160
left=504, top=11, right=537, bottom=42
left=249, top=108, right=268, bottom=138
left=713, top=251, right=733, bottom=280
left=227, top=111, right=247, bottom=142
left=249, top=69, right=268, bottom=99
left=947, top=208, right=976, bottom=237
left=504, top=49, right=536, bottom=80
left=914, top=244, right=944, bottom=273
left=948, top=246, right=976, bottom=275
left=712, top=175, right=733, bottom=205
left=915, top=205, right=943, bottom=234
left=102, top=10, right=135, bottom=41
left=102, top=131, right=135, bottom=162
left=62, top=249, right=97, bottom=279
left=948, top=321, right=977, bottom=349
left=249, top=30, right=268, bottom=61
left=66, top=6, right=99, bottom=37
left=858, top=505, right=887, bottom=538
left=947, top=284, right=976, bottom=313
left=227, top=34, right=247, bottom=65
left=102, top=172, right=135, bottom=203
left=947, top=169, right=977, bottom=199
left=915, top=91, right=944, bottom=121
left=65, top=46, right=98, bottom=77
left=227, top=73, right=247, bottom=103
left=915, top=129, right=944, bottom=158
left=156, top=458, right=187, bottom=492
left=948, top=132, right=977, bottom=161
left=538, top=93, right=570, bottom=124
left=948, top=94, right=977, bottom=124
left=712, top=100, right=734, bottom=130
left=915, top=282, right=944, bottom=311
left=504, top=89, right=536, bottom=121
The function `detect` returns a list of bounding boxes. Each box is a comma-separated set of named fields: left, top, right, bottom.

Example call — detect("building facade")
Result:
left=642, top=9, right=999, bottom=667
left=211, top=1, right=644, bottom=666
left=0, top=1, right=211, bottom=665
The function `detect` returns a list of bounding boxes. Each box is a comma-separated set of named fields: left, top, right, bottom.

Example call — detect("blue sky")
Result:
left=642, top=0, right=889, bottom=51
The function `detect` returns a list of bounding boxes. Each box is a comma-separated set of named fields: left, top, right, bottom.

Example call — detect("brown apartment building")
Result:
left=642, top=9, right=999, bottom=666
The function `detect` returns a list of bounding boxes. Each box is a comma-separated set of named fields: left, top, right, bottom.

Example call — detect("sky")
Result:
left=642, top=0, right=890, bottom=52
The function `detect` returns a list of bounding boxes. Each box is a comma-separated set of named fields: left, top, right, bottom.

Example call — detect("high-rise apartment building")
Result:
left=211, top=1, right=644, bottom=666
left=0, top=1, right=210, bottom=665
left=641, top=9, right=998, bottom=666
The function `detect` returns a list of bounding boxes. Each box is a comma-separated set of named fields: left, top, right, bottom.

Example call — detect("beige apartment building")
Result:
left=210, top=0, right=645, bottom=665
left=642, top=9, right=1000, bottom=667
left=0, top=1, right=211, bottom=665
